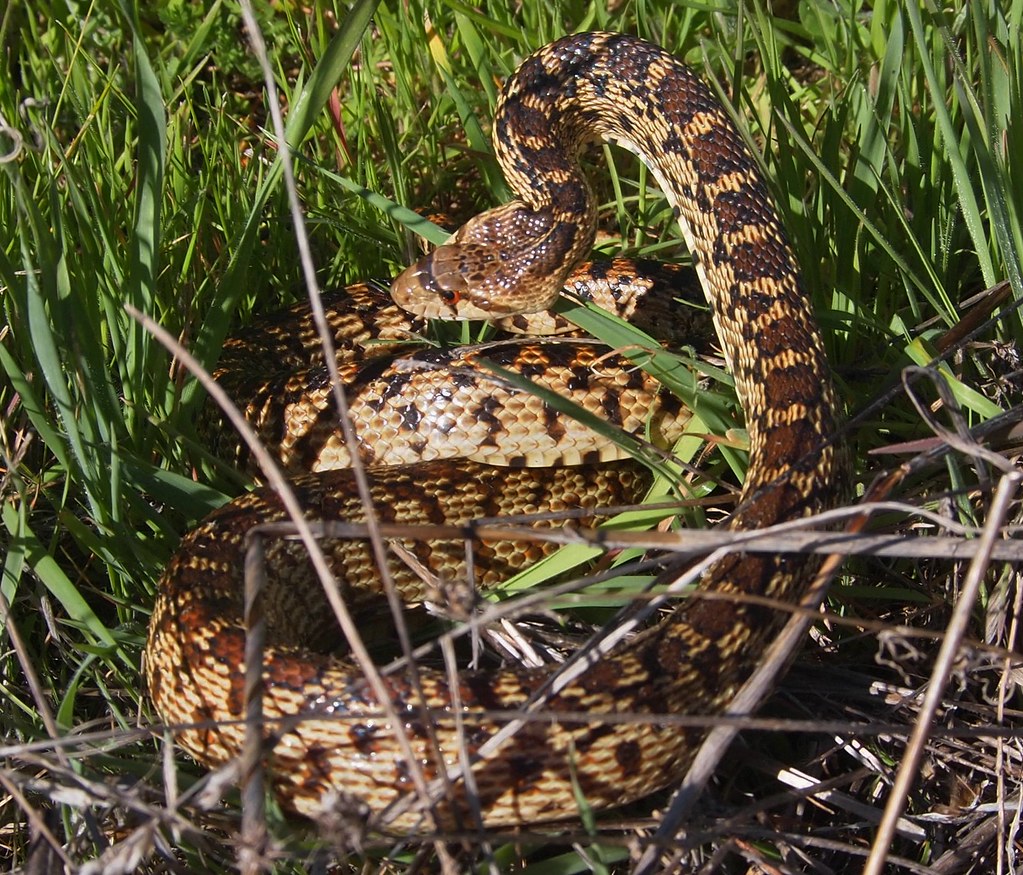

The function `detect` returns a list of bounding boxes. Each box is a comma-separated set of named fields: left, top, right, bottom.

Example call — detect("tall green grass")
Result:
left=1, top=0, right=1020, bottom=871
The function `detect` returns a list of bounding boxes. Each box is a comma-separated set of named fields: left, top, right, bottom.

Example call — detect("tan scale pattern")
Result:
left=147, top=33, right=842, bottom=830
left=207, top=262, right=706, bottom=474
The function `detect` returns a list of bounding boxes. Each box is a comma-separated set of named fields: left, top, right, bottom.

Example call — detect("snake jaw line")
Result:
left=394, top=199, right=595, bottom=320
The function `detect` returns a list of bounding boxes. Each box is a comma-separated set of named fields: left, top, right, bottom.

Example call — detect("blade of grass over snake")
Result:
left=497, top=413, right=714, bottom=597
left=556, top=296, right=748, bottom=481
left=477, top=358, right=682, bottom=486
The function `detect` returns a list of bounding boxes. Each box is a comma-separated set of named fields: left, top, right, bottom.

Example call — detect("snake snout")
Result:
left=390, top=257, right=464, bottom=320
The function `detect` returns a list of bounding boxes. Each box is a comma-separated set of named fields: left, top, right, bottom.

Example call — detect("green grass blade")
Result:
left=1, top=503, right=119, bottom=652
left=119, top=8, right=167, bottom=423
left=906, top=1, right=996, bottom=289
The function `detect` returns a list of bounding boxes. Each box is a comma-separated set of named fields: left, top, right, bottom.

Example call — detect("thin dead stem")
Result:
left=235, top=3, right=456, bottom=860
left=864, top=470, right=1022, bottom=875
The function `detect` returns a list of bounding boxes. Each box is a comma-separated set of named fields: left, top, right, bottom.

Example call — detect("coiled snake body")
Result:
left=146, top=33, right=841, bottom=830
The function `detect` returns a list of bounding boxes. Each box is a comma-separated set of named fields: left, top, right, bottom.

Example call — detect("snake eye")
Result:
left=441, top=289, right=461, bottom=305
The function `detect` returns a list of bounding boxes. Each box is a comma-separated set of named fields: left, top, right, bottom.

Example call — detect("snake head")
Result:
left=391, top=200, right=592, bottom=321
left=390, top=241, right=499, bottom=320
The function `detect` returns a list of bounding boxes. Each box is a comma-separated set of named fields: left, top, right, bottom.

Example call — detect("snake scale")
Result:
left=145, top=32, right=842, bottom=830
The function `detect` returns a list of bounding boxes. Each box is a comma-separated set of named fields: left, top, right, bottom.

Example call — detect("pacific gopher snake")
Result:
left=145, top=32, right=842, bottom=830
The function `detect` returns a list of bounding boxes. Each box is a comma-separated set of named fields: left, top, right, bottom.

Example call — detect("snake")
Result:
left=144, top=32, right=842, bottom=831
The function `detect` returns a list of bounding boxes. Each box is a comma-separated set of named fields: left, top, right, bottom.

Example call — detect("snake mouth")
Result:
left=391, top=257, right=466, bottom=320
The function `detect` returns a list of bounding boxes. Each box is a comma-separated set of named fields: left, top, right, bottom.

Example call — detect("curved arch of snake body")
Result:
left=146, top=32, right=842, bottom=831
